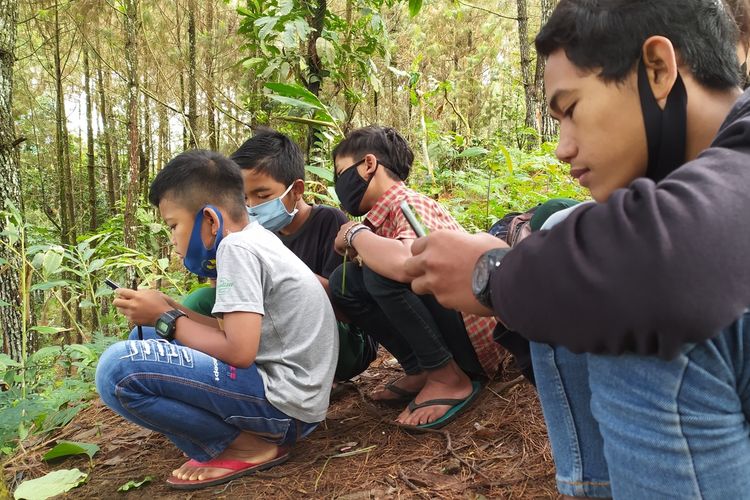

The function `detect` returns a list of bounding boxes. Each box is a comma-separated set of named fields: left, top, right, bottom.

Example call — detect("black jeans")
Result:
left=329, top=263, right=484, bottom=379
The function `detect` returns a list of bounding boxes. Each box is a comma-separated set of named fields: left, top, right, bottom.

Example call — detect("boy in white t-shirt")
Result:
left=95, top=150, right=338, bottom=490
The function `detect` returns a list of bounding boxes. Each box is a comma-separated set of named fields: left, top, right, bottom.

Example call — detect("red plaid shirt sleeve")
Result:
left=365, top=183, right=505, bottom=376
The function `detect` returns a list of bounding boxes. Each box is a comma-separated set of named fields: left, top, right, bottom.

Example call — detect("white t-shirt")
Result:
left=212, top=221, right=338, bottom=423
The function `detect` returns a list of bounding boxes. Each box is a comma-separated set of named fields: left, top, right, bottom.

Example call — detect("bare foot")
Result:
left=370, top=372, right=427, bottom=402
left=171, top=431, right=278, bottom=482
left=396, top=361, right=473, bottom=426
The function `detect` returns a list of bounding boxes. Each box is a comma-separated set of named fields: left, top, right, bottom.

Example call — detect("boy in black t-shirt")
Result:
left=183, top=130, right=376, bottom=381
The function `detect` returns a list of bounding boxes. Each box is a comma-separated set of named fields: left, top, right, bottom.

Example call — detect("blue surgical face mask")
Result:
left=247, top=184, right=299, bottom=232
left=183, top=205, right=224, bottom=278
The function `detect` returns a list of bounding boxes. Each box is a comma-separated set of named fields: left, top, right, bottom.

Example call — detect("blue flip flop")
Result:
left=408, top=380, right=483, bottom=430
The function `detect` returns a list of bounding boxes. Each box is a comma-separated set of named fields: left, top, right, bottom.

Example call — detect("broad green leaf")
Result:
left=497, top=145, right=514, bottom=174
left=267, top=94, right=322, bottom=111
left=30, top=346, right=63, bottom=361
left=387, top=66, right=411, bottom=79
left=157, top=258, right=169, bottom=270
left=0, top=353, right=21, bottom=368
left=147, top=223, right=162, bottom=234
left=455, top=147, right=489, bottom=158
left=276, top=115, right=337, bottom=128
left=13, top=468, right=87, bottom=500
left=87, top=259, right=105, bottom=273
left=30, top=280, right=69, bottom=292
left=277, top=0, right=294, bottom=16
left=31, top=325, right=70, bottom=335
left=316, top=37, right=336, bottom=68
left=42, top=441, right=99, bottom=461
left=31, top=251, right=45, bottom=269
left=0, top=299, right=11, bottom=307
left=242, top=57, right=265, bottom=68
left=305, top=165, right=334, bottom=183
left=264, top=82, right=325, bottom=107
left=117, top=476, right=153, bottom=492
left=255, top=16, right=279, bottom=41
left=78, top=299, right=95, bottom=309
left=42, top=249, right=64, bottom=276
left=408, top=0, right=423, bottom=17
left=0, top=257, right=7, bottom=265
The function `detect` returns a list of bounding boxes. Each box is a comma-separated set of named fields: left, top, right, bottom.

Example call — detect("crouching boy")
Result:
left=95, top=150, right=338, bottom=490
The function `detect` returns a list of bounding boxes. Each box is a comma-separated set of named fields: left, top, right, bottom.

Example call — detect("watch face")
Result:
left=156, top=321, right=169, bottom=334
left=472, top=255, right=491, bottom=296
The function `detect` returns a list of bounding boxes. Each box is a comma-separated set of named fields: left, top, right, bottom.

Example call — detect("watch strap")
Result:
left=156, top=309, right=186, bottom=340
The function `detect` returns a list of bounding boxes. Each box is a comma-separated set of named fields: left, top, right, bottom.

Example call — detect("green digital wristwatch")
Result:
left=154, top=309, right=186, bottom=341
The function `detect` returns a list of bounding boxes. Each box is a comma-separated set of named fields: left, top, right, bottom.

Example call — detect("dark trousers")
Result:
left=329, top=263, right=484, bottom=379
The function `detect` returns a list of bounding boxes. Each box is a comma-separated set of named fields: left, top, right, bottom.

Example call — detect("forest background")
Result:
left=0, top=0, right=584, bottom=492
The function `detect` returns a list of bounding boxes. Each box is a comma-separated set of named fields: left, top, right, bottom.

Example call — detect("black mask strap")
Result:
left=637, top=59, right=688, bottom=182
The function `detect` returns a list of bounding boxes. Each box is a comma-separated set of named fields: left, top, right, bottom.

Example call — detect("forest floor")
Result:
left=5, top=352, right=556, bottom=499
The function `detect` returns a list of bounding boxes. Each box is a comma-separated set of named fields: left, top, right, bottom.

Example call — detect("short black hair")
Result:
left=331, top=126, right=414, bottom=181
left=229, top=128, right=305, bottom=186
left=149, top=149, right=247, bottom=221
left=535, top=0, right=742, bottom=90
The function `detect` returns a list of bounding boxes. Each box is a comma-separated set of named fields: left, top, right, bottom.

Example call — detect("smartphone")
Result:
left=399, top=200, right=428, bottom=238
left=104, top=278, right=121, bottom=290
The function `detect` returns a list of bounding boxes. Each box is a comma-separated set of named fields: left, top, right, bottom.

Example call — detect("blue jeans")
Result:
left=533, top=313, right=750, bottom=499
left=95, top=328, right=319, bottom=462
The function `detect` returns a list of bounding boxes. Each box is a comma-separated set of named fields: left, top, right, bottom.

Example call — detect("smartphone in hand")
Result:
left=399, top=200, right=428, bottom=238
left=104, top=278, right=121, bottom=290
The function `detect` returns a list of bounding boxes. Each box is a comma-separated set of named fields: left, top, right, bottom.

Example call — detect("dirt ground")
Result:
left=5, top=353, right=556, bottom=499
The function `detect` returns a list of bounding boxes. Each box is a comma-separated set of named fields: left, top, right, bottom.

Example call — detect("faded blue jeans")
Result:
left=95, top=328, right=318, bottom=462
left=532, top=313, right=750, bottom=499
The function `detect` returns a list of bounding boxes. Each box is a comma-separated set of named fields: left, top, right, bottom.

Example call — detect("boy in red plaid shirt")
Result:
left=329, top=126, right=503, bottom=429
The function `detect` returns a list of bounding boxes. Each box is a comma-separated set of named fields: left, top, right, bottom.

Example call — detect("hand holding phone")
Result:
left=399, top=200, right=428, bottom=238
left=107, top=276, right=144, bottom=340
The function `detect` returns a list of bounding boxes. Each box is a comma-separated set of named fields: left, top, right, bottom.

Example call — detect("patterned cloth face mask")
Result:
left=183, top=205, right=224, bottom=278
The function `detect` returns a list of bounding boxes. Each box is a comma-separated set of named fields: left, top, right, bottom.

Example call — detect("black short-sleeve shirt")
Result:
left=277, top=204, right=349, bottom=279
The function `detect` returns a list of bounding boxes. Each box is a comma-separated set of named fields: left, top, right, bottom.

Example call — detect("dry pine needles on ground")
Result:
left=4, top=354, right=556, bottom=499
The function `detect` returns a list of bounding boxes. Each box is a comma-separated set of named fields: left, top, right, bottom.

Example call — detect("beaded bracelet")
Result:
left=345, top=223, right=371, bottom=248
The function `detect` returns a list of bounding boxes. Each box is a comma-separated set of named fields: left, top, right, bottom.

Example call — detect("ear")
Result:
left=202, top=206, right=222, bottom=238
left=290, top=178, right=305, bottom=200
left=362, top=153, right=379, bottom=177
left=641, top=36, right=679, bottom=110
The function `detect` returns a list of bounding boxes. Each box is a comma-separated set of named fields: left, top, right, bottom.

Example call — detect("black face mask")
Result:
left=335, top=159, right=376, bottom=216
left=637, top=59, right=688, bottom=182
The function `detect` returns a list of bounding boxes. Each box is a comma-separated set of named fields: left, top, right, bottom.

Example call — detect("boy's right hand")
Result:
left=112, top=288, right=172, bottom=326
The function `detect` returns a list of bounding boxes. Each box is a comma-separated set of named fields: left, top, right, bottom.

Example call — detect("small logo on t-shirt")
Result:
left=216, top=278, right=234, bottom=295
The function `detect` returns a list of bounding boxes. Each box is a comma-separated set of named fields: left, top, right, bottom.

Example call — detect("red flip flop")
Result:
left=166, top=446, right=290, bottom=490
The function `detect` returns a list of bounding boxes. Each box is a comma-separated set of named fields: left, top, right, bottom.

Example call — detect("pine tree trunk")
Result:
left=140, top=89, right=151, bottom=203
left=96, top=56, right=116, bottom=215
left=0, top=0, right=24, bottom=362
left=53, top=5, right=72, bottom=247
left=204, top=1, right=217, bottom=151
left=187, top=0, right=198, bottom=148
left=304, top=0, right=326, bottom=156
left=535, top=0, right=558, bottom=143
left=515, top=0, right=539, bottom=150
left=123, top=0, right=140, bottom=252
left=157, top=102, right=168, bottom=171
left=84, top=47, right=97, bottom=230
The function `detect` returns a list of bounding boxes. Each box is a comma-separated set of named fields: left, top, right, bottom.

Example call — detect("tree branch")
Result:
left=455, top=0, right=518, bottom=20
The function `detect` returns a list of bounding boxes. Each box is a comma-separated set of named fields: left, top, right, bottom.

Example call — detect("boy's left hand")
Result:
left=334, top=221, right=360, bottom=256
left=112, top=288, right=172, bottom=326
